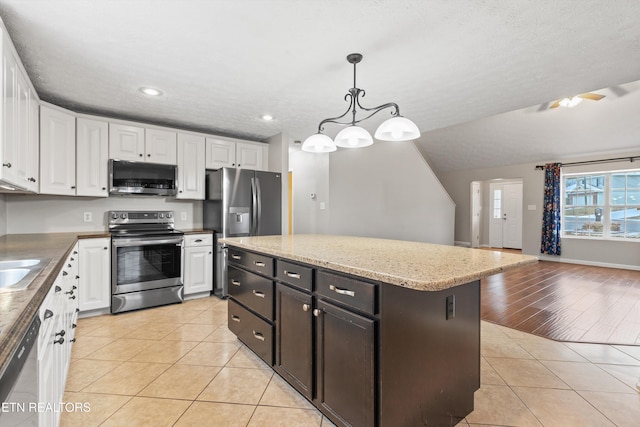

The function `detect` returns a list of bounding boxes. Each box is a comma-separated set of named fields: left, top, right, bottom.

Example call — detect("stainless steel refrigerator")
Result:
left=203, top=168, right=282, bottom=297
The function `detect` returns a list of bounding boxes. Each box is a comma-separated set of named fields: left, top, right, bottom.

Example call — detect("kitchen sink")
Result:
left=0, top=269, right=30, bottom=288
left=0, top=259, right=48, bottom=292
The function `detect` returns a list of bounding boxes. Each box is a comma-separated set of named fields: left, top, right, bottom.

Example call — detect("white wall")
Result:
left=0, top=195, right=7, bottom=236
left=439, top=152, right=640, bottom=270
left=326, top=141, right=455, bottom=245
left=289, top=147, right=330, bottom=235
left=266, top=133, right=290, bottom=235
left=6, top=195, right=202, bottom=233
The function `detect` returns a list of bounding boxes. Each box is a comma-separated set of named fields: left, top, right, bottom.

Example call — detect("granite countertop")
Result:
left=0, top=232, right=108, bottom=379
left=221, top=234, right=538, bottom=291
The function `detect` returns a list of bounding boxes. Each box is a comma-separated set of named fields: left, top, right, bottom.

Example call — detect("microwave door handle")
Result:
left=112, top=237, right=184, bottom=247
left=256, top=177, right=262, bottom=235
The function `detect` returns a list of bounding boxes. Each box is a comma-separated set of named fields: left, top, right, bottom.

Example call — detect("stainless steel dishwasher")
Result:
left=0, top=314, right=40, bottom=426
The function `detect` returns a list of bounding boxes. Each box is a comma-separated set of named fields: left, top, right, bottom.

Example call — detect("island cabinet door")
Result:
left=275, top=283, right=313, bottom=399
left=315, top=299, right=375, bottom=427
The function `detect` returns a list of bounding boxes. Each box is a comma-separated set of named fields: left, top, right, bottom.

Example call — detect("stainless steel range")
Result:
left=109, top=210, right=184, bottom=314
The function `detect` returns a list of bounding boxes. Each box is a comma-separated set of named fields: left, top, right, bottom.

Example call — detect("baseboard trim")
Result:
left=538, top=254, right=640, bottom=271
left=454, top=241, right=471, bottom=247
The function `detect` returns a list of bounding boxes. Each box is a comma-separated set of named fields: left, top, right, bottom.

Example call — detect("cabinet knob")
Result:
left=208, top=251, right=212, bottom=255
left=53, top=337, right=65, bottom=345
left=139, top=153, right=143, bottom=157
left=104, top=247, right=108, bottom=250
left=71, top=186, right=76, bottom=189
left=102, top=187, right=106, bottom=190
left=44, top=309, right=53, bottom=320
left=55, top=285, right=62, bottom=292
left=55, top=330, right=66, bottom=337
left=302, top=304, right=310, bottom=312
left=2, top=162, right=11, bottom=168
left=313, top=309, right=322, bottom=317
left=28, top=177, right=36, bottom=182
left=70, top=338, right=76, bottom=343
left=62, top=270, right=68, bottom=275
left=232, top=163, right=235, bottom=166
left=179, top=190, right=183, bottom=193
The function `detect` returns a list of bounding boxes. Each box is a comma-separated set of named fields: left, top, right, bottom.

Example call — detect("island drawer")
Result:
left=316, top=270, right=377, bottom=315
left=228, top=299, right=273, bottom=365
left=228, top=265, right=274, bottom=320
left=228, top=248, right=274, bottom=277
left=275, top=260, right=313, bottom=291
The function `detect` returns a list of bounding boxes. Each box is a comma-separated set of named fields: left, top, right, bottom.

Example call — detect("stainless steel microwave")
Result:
left=109, top=160, right=177, bottom=196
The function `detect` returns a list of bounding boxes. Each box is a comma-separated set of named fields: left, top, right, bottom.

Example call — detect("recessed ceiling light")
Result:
left=260, top=114, right=275, bottom=121
left=139, top=87, right=163, bottom=96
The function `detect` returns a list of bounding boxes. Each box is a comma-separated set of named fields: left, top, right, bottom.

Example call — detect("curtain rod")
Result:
left=534, top=155, right=639, bottom=170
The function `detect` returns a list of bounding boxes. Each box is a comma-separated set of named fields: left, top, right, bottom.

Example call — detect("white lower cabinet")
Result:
left=78, top=238, right=111, bottom=312
left=183, top=233, right=213, bottom=296
left=38, top=243, right=79, bottom=427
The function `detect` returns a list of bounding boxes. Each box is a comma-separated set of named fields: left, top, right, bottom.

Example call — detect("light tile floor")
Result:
left=61, top=297, right=640, bottom=426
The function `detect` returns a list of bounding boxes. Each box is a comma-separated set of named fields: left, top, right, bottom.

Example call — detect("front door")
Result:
left=489, top=181, right=523, bottom=249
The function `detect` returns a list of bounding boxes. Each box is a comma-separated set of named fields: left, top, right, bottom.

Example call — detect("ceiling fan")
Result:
left=549, top=93, right=605, bottom=109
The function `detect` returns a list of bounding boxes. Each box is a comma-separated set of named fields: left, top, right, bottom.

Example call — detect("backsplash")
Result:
left=5, top=195, right=203, bottom=234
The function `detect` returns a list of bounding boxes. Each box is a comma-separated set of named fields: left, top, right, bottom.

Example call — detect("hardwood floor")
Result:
left=481, top=258, right=640, bottom=345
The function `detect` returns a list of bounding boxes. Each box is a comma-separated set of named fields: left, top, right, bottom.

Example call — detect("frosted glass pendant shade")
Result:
left=334, top=126, right=373, bottom=148
left=301, top=133, right=337, bottom=153
left=374, top=116, right=421, bottom=141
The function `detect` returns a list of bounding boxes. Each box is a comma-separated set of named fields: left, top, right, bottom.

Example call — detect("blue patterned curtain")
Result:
left=541, top=163, right=562, bottom=255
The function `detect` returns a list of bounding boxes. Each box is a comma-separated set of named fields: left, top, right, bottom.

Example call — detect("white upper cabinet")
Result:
left=77, top=118, right=108, bottom=197
left=177, top=133, right=205, bottom=200
left=205, top=138, right=236, bottom=169
left=236, top=141, right=264, bottom=171
left=109, top=123, right=177, bottom=165
left=205, top=137, right=267, bottom=171
left=26, top=81, right=39, bottom=192
left=39, top=104, right=76, bottom=196
left=108, top=123, right=145, bottom=161
left=1, top=32, right=38, bottom=191
left=146, top=128, right=177, bottom=164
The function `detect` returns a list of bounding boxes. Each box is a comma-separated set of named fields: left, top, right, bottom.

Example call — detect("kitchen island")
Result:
left=220, top=234, right=537, bottom=427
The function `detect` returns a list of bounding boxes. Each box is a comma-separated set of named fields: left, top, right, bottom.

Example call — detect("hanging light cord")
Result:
left=316, top=54, right=400, bottom=133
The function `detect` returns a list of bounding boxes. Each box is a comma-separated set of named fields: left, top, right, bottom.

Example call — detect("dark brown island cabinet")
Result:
left=225, top=245, right=482, bottom=427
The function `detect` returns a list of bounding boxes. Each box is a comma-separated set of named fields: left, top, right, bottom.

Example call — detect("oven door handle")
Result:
left=112, top=237, right=184, bottom=247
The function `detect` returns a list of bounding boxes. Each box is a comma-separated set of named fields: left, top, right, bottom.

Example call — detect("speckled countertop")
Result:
left=0, top=232, right=108, bottom=379
left=221, top=234, right=538, bottom=291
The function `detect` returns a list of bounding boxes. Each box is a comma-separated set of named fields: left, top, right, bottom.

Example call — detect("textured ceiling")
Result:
left=0, top=0, right=639, bottom=172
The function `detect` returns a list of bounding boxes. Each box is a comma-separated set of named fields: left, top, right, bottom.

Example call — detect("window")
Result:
left=563, top=170, right=640, bottom=240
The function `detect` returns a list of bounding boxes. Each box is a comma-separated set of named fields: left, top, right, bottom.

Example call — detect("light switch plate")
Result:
left=527, top=205, right=537, bottom=211
left=83, top=212, right=92, bottom=222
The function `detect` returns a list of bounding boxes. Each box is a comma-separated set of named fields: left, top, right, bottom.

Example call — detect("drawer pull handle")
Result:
left=231, top=279, right=241, bottom=286
left=302, top=304, right=310, bottom=312
left=254, top=261, right=266, bottom=267
left=231, top=315, right=241, bottom=322
left=231, top=254, right=241, bottom=260
left=284, top=270, right=301, bottom=279
left=195, top=239, right=203, bottom=242
left=329, top=285, right=355, bottom=297
left=252, top=330, right=265, bottom=341
left=252, top=290, right=265, bottom=298
left=44, top=309, right=53, bottom=320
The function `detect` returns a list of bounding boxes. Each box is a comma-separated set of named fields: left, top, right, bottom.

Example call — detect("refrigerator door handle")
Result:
left=250, top=177, right=258, bottom=235
left=256, top=177, right=262, bottom=235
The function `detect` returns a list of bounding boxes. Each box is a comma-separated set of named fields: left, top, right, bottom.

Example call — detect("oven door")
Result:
left=112, top=235, right=183, bottom=294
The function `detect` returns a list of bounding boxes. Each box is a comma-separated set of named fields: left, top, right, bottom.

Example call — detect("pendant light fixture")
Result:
left=301, top=53, right=420, bottom=153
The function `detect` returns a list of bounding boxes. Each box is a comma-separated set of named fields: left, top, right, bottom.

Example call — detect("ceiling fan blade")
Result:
left=549, top=100, right=561, bottom=109
left=579, top=93, right=605, bottom=101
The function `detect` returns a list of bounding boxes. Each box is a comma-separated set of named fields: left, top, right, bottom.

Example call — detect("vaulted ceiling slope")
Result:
left=0, top=1, right=639, bottom=172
